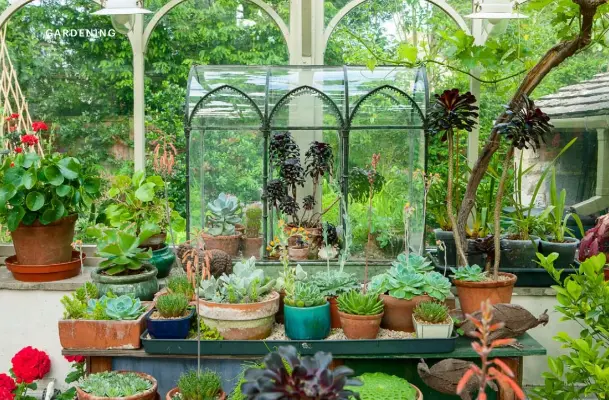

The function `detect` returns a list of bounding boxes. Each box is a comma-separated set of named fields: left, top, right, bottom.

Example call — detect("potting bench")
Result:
left=64, top=333, right=546, bottom=400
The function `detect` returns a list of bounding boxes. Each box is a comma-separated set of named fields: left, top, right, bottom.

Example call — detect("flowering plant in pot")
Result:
left=0, top=346, right=51, bottom=400
left=197, top=256, right=279, bottom=340
left=147, top=292, right=194, bottom=340
left=166, top=370, right=226, bottom=400
left=284, top=281, right=330, bottom=340
left=337, top=290, right=384, bottom=339
left=86, top=224, right=160, bottom=301
left=369, top=253, right=451, bottom=332
left=202, top=193, right=242, bottom=256
left=76, top=371, right=157, bottom=400
left=412, top=301, right=453, bottom=339
left=287, top=226, right=310, bottom=260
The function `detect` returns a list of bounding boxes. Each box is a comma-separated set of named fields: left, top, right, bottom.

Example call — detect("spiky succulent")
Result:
left=310, top=271, right=360, bottom=297
left=241, top=346, right=361, bottom=400
left=450, top=265, right=487, bottom=282
left=495, top=95, right=552, bottom=151
left=78, top=372, right=152, bottom=398
left=177, top=370, right=223, bottom=400
left=167, top=275, right=195, bottom=299
left=413, top=301, right=449, bottom=324
left=284, top=281, right=326, bottom=308
left=427, top=88, right=479, bottom=140
left=337, top=290, right=384, bottom=316
left=156, top=293, right=190, bottom=318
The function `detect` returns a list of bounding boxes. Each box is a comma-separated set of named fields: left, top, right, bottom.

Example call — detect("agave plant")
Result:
left=337, top=290, right=384, bottom=316
left=241, top=345, right=361, bottom=400
left=205, top=193, right=242, bottom=236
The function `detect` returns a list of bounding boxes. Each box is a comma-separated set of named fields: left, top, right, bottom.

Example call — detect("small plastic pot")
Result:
left=146, top=308, right=195, bottom=340
left=284, top=302, right=331, bottom=340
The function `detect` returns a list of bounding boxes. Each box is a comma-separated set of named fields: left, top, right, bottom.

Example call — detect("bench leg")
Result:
left=497, top=356, right=523, bottom=400
left=87, top=356, right=113, bottom=374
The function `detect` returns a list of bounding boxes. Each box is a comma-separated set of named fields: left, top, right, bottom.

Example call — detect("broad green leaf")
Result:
left=0, top=184, right=17, bottom=204
left=397, top=43, right=417, bottom=63
left=40, top=198, right=66, bottom=224
left=83, top=178, right=101, bottom=194
left=23, top=169, right=37, bottom=189
left=118, top=231, right=137, bottom=252
left=25, top=191, right=45, bottom=211
left=44, top=165, right=64, bottom=186
left=4, top=167, right=24, bottom=186
left=57, top=157, right=81, bottom=180
left=145, top=175, right=164, bottom=188
left=23, top=153, right=40, bottom=168
left=134, top=182, right=155, bottom=202
left=7, top=205, right=25, bottom=231
left=132, top=171, right=146, bottom=187
left=56, top=185, right=72, bottom=197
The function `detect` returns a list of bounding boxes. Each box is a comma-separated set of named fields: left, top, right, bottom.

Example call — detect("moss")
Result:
left=347, top=373, right=417, bottom=400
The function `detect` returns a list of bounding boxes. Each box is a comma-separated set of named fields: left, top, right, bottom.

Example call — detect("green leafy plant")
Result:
left=346, top=373, right=417, bottom=400
left=0, top=152, right=101, bottom=231
left=310, top=271, right=360, bottom=297
left=177, top=370, right=223, bottom=400
left=337, top=290, right=384, bottom=316
left=545, top=167, right=584, bottom=243
left=450, top=265, right=486, bottom=282
left=532, top=253, right=609, bottom=399
left=78, top=372, right=152, bottom=398
left=244, top=203, right=262, bottom=238
left=156, top=293, right=190, bottom=318
left=199, top=257, right=275, bottom=304
left=167, top=275, right=195, bottom=299
left=284, top=282, right=326, bottom=308
left=205, top=193, right=242, bottom=236
left=61, top=283, right=99, bottom=319
left=413, top=301, right=449, bottom=324
left=87, top=223, right=159, bottom=275
left=189, top=319, right=224, bottom=341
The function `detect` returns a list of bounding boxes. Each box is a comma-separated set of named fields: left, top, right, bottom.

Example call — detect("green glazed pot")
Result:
left=284, top=302, right=331, bottom=340
left=91, top=264, right=159, bottom=301
left=149, top=244, right=176, bottom=279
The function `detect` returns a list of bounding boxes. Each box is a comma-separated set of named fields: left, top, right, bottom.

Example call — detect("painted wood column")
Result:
left=131, top=14, right=146, bottom=171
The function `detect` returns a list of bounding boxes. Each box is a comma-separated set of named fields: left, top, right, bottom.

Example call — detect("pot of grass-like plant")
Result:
left=337, top=290, right=384, bottom=340
left=76, top=371, right=157, bottom=400
left=58, top=283, right=150, bottom=350
left=242, top=203, right=263, bottom=258
left=284, top=282, right=330, bottom=340
left=147, top=293, right=193, bottom=340
left=166, top=370, right=226, bottom=400
left=412, top=301, right=453, bottom=339
left=201, top=193, right=243, bottom=256
left=198, top=257, right=279, bottom=340
left=87, top=224, right=160, bottom=301
left=370, top=254, right=451, bottom=332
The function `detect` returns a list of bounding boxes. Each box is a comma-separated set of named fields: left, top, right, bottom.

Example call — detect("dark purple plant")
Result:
left=495, top=96, right=553, bottom=150
left=241, top=346, right=361, bottom=400
left=305, top=141, right=334, bottom=182
left=426, top=89, right=479, bottom=141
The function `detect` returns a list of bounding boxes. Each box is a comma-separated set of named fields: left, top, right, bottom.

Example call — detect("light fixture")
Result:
left=93, top=1, right=151, bottom=35
left=465, top=1, right=527, bottom=25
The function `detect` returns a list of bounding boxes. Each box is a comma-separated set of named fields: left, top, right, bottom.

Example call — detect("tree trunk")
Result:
left=447, top=130, right=468, bottom=266
left=493, top=145, right=515, bottom=279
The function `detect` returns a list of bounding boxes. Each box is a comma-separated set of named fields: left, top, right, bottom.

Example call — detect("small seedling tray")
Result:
left=140, top=331, right=458, bottom=357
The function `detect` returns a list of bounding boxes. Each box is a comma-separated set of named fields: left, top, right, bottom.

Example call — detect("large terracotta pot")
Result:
left=6, top=251, right=83, bottom=283
left=380, top=294, right=432, bottom=332
left=242, top=237, right=262, bottom=259
left=197, top=291, right=280, bottom=340
left=339, top=311, right=383, bottom=339
left=165, top=388, right=226, bottom=400
left=10, top=214, right=77, bottom=265
left=201, top=233, right=241, bottom=256
left=91, top=264, right=159, bottom=301
left=76, top=371, right=157, bottom=400
left=328, top=297, right=342, bottom=329
left=453, top=272, right=517, bottom=315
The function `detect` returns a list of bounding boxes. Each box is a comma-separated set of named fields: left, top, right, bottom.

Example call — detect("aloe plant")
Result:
left=337, top=290, right=384, bottom=316
left=205, top=193, right=242, bottom=236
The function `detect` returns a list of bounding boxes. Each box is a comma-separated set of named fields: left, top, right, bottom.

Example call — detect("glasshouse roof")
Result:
left=185, top=65, right=428, bottom=131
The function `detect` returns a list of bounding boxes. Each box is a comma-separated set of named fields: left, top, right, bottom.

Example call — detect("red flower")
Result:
left=64, top=355, right=85, bottom=364
left=32, top=121, right=48, bottom=132
left=0, top=373, right=16, bottom=393
left=14, top=147, right=22, bottom=154
left=0, top=386, right=15, bottom=400
left=10, top=113, right=19, bottom=119
left=10, top=162, right=14, bottom=167
left=20, top=135, right=39, bottom=147
left=11, top=347, right=51, bottom=384
left=9, top=126, right=16, bottom=132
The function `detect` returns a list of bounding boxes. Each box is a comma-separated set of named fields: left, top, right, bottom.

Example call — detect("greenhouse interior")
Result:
left=0, top=0, right=608, bottom=399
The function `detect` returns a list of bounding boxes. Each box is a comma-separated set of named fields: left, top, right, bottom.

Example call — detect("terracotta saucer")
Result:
left=6, top=251, right=85, bottom=282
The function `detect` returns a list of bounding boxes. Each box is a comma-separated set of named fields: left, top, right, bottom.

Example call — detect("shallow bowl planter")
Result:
left=91, top=264, right=159, bottom=301
left=201, top=232, right=241, bottom=256
left=288, top=246, right=309, bottom=260
left=147, top=244, right=176, bottom=279
left=146, top=308, right=194, bottom=340
left=539, top=237, right=579, bottom=269
left=339, top=311, right=383, bottom=339
left=197, top=291, right=280, bottom=340
left=500, top=236, right=541, bottom=269
left=59, top=304, right=151, bottom=350
left=412, top=315, right=454, bottom=339
left=6, top=251, right=84, bottom=283
left=284, top=302, right=331, bottom=340
left=453, top=272, right=517, bottom=315
left=76, top=371, right=157, bottom=400
left=165, top=388, right=226, bottom=400
left=242, top=237, right=263, bottom=258
left=380, top=294, right=432, bottom=333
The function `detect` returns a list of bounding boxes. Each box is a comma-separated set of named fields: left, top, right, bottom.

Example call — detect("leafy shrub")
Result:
left=156, top=293, right=189, bottom=318
left=168, top=275, right=195, bottom=299
left=450, top=265, right=486, bottom=282
left=346, top=373, right=416, bottom=400
left=78, top=372, right=152, bottom=397
left=61, top=283, right=99, bottom=319
left=413, top=301, right=449, bottom=324
left=284, top=282, right=326, bottom=308
left=337, top=290, right=384, bottom=316
left=177, top=370, right=223, bottom=400
left=310, top=271, right=360, bottom=297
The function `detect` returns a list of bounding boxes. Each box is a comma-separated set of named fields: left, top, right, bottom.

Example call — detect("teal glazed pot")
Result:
left=149, top=244, right=176, bottom=279
left=284, top=302, right=331, bottom=340
left=91, top=264, right=159, bottom=301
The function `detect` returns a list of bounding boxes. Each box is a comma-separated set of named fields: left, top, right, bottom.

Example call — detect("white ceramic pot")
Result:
left=412, top=315, right=454, bottom=339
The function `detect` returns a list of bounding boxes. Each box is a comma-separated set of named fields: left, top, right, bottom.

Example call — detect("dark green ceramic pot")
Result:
left=91, top=264, right=159, bottom=301
left=149, top=244, right=176, bottom=279
left=539, top=237, right=579, bottom=269
left=284, top=302, right=331, bottom=340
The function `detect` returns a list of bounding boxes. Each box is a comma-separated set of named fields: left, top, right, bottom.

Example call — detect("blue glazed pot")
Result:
left=146, top=308, right=194, bottom=340
left=149, top=244, right=176, bottom=279
left=284, top=302, right=331, bottom=340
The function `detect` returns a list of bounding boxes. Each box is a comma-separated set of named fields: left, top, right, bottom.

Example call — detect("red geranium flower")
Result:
left=0, top=373, right=16, bottom=393
left=10, top=113, right=19, bottom=119
left=32, top=121, right=48, bottom=132
left=20, top=134, right=39, bottom=147
left=11, top=347, right=51, bottom=384
left=0, top=386, right=15, bottom=400
left=9, top=126, right=16, bottom=132
left=14, top=147, right=22, bottom=154
left=10, top=162, right=14, bottom=167
left=64, top=355, right=85, bottom=364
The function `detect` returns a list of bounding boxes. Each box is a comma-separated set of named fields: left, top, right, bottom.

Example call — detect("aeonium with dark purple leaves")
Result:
left=241, top=345, right=361, bottom=400
left=426, top=88, right=479, bottom=140
left=495, top=96, right=553, bottom=151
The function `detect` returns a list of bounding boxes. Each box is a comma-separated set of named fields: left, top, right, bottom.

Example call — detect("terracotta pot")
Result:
left=197, top=291, right=280, bottom=340
left=91, top=264, right=159, bottom=301
left=380, top=294, right=432, bottom=332
left=201, top=232, right=241, bottom=256
left=59, top=304, right=151, bottom=350
left=6, top=251, right=84, bottom=283
left=235, top=224, right=245, bottom=235
left=76, top=371, right=157, bottom=400
left=165, top=388, right=226, bottom=400
left=288, top=246, right=309, bottom=260
left=453, top=272, right=517, bottom=315
left=339, top=311, right=383, bottom=339
left=275, top=290, right=286, bottom=324
left=412, top=384, right=423, bottom=400
left=242, top=237, right=263, bottom=259
left=10, top=214, right=77, bottom=265
left=328, top=297, right=342, bottom=329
